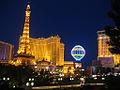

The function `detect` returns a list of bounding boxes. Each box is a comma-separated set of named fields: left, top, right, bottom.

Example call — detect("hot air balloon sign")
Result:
left=71, top=45, right=86, bottom=61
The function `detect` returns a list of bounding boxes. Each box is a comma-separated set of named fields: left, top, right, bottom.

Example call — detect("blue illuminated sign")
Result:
left=71, top=45, right=86, bottom=61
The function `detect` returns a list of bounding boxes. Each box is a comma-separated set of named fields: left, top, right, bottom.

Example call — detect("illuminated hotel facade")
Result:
left=0, top=41, right=14, bottom=60
left=97, top=30, right=120, bottom=65
left=30, top=36, right=64, bottom=66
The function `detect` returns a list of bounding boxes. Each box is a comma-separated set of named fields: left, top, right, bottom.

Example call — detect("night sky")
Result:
left=0, top=0, right=114, bottom=66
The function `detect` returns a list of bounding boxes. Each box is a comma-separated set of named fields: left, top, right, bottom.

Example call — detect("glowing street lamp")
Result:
left=7, top=77, right=10, bottom=80
left=3, top=77, right=6, bottom=80
left=70, top=78, right=74, bottom=80
left=29, top=78, right=31, bottom=81
left=31, top=82, right=34, bottom=86
left=26, top=82, right=29, bottom=86
left=58, top=78, right=62, bottom=81
left=32, top=78, right=34, bottom=81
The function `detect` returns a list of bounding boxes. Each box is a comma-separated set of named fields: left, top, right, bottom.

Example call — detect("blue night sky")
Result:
left=0, top=0, right=114, bottom=66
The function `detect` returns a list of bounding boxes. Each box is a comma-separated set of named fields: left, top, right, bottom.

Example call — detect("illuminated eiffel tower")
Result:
left=17, top=3, right=31, bottom=55
left=12, top=3, right=36, bottom=66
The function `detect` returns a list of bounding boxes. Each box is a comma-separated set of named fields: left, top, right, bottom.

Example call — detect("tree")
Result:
left=105, top=0, right=120, bottom=54
left=105, top=75, right=120, bottom=89
left=0, top=64, right=34, bottom=88
left=35, top=70, right=53, bottom=86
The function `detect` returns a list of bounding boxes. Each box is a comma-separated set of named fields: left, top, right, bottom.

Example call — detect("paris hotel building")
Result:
left=11, top=3, right=64, bottom=66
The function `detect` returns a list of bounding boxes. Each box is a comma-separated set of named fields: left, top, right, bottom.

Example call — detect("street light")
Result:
left=7, top=77, right=10, bottom=80
left=29, top=78, right=31, bottom=81
left=80, top=78, right=84, bottom=81
left=31, top=82, right=34, bottom=86
left=94, top=77, right=97, bottom=80
left=32, top=78, right=34, bottom=81
left=13, top=85, right=16, bottom=88
left=70, top=78, right=74, bottom=80
left=26, top=82, right=29, bottom=86
left=80, top=78, right=85, bottom=85
left=102, top=77, right=105, bottom=80
left=58, top=78, right=62, bottom=81
left=29, top=78, right=34, bottom=81
left=3, top=77, right=6, bottom=80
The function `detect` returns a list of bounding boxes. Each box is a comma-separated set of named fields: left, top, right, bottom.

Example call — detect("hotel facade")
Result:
left=97, top=30, right=120, bottom=65
left=0, top=41, right=14, bottom=60
left=30, top=36, right=64, bottom=66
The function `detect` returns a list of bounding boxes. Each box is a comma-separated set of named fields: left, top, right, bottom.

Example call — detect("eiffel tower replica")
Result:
left=12, top=3, right=36, bottom=66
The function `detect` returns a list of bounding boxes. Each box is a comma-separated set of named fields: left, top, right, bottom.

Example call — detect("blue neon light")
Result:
left=71, top=45, right=86, bottom=61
